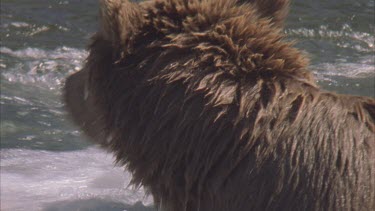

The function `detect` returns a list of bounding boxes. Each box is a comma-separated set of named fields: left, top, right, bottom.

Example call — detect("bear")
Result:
left=64, top=0, right=375, bottom=210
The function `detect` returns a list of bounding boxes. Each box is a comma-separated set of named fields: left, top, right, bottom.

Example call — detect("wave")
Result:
left=312, top=56, right=375, bottom=80
left=0, top=147, right=154, bottom=211
left=1, top=46, right=87, bottom=90
left=286, top=25, right=374, bottom=53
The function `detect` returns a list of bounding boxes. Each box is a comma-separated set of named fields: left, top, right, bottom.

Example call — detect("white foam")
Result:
left=313, top=63, right=375, bottom=79
left=11, top=22, right=30, bottom=28
left=312, top=56, right=375, bottom=81
left=1, top=47, right=87, bottom=90
left=0, top=147, right=154, bottom=211
left=286, top=25, right=375, bottom=52
left=0, top=46, right=86, bottom=62
left=1, top=22, right=30, bottom=28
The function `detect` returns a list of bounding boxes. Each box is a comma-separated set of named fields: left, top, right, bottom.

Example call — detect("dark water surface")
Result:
left=1, top=0, right=374, bottom=210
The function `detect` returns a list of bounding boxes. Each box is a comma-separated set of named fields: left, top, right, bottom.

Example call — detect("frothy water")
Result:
left=313, top=59, right=374, bottom=79
left=1, top=46, right=86, bottom=90
left=1, top=148, right=153, bottom=211
left=287, top=25, right=374, bottom=53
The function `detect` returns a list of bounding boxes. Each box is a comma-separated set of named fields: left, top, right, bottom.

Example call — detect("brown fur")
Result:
left=64, top=0, right=375, bottom=210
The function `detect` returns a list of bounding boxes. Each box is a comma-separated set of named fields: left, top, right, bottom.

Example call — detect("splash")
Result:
left=286, top=24, right=375, bottom=53
left=0, top=147, right=154, bottom=211
left=312, top=56, right=375, bottom=79
left=1, top=47, right=87, bottom=90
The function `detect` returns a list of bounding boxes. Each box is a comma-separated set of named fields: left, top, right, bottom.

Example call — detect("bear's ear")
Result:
left=237, top=0, right=290, bottom=28
left=99, top=0, right=145, bottom=50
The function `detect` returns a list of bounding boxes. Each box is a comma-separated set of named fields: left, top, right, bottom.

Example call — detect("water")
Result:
left=1, top=0, right=374, bottom=210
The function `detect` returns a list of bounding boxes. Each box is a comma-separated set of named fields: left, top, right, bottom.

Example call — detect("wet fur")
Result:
left=64, top=0, right=375, bottom=210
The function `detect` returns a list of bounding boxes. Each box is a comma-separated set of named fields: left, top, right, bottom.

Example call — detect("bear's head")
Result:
left=65, top=0, right=314, bottom=147
left=64, top=0, right=319, bottom=202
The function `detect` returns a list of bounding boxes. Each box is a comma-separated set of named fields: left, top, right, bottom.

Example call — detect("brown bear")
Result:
left=64, top=0, right=375, bottom=210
